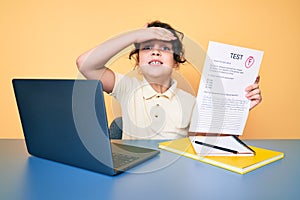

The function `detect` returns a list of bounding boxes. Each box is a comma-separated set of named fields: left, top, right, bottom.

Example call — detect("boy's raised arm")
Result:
left=76, top=27, right=176, bottom=93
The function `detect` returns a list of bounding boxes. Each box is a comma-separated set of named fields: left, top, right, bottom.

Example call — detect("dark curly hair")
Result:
left=129, top=21, right=186, bottom=65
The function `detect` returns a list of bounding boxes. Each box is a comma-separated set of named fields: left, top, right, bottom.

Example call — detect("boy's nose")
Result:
left=151, top=49, right=161, bottom=56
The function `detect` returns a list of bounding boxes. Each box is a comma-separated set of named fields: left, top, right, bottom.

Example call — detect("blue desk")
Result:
left=0, top=139, right=299, bottom=200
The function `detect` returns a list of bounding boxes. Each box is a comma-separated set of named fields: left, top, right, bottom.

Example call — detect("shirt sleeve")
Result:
left=109, top=72, right=139, bottom=103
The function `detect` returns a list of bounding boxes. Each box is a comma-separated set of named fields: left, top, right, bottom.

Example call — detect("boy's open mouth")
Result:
left=149, top=60, right=163, bottom=65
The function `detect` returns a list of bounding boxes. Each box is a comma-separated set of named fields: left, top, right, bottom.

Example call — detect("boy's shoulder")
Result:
left=175, top=88, right=196, bottom=102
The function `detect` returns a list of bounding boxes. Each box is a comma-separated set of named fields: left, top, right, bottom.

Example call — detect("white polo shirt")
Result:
left=110, top=73, right=196, bottom=140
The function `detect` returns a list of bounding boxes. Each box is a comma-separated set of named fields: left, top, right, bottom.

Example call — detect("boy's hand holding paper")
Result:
left=188, top=41, right=264, bottom=157
left=189, top=41, right=264, bottom=135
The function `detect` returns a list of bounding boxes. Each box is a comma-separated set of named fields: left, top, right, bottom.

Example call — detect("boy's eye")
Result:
left=141, top=45, right=153, bottom=50
left=161, top=46, right=171, bottom=52
left=140, top=44, right=173, bottom=53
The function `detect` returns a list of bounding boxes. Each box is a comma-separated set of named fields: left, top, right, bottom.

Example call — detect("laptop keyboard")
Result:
left=112, top=152, right=140, bottom=168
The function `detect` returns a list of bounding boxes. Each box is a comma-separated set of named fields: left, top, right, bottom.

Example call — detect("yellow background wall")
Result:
left=1, top=0, right=299, bottom=139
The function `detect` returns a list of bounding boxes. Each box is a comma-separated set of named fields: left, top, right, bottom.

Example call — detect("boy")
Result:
left=76, top=21, right=262, bottom=139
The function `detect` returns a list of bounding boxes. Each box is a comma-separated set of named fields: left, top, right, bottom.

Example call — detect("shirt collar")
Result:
left=142, top=78, right=177, bottom=100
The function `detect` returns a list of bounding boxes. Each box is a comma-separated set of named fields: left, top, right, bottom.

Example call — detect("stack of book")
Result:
left=158, top=136, right=284, bottom=174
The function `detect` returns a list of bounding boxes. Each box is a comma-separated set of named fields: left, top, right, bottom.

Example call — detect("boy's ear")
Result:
left=173, top=63, right=179, bottom=69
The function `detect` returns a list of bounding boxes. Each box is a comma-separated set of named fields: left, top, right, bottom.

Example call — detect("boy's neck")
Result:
left=150, top=83, right=169, bottom=93
left=147, top=78, right=172, bottom=93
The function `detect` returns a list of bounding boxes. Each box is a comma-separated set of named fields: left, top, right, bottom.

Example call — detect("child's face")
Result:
left=138, top=40, right=177, bottom=81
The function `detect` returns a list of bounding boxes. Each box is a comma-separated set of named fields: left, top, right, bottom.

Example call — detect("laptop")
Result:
left=12, top=79, right=159, bottom=176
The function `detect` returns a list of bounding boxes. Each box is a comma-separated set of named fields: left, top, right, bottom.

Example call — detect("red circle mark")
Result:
left=245, top=56, right=255, bottom=68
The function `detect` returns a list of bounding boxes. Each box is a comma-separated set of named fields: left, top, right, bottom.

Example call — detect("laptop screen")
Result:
left=13, top=79, right=115, bottom=174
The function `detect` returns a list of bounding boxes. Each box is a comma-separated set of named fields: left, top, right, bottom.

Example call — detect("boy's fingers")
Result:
left=246, top=88, right=260, bottom=97
left=245, top=83, right=259, bottom=92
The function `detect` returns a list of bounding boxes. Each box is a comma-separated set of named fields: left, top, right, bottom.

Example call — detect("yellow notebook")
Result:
left=158, top=138, right=284, bottom=174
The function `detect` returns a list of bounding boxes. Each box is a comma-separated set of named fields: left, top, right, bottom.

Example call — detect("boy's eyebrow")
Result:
left=141, top=40, right=173, bottom=46
left=140, top=41, right=152, bottom=45
left=139, top=41, right=153, bottom=46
